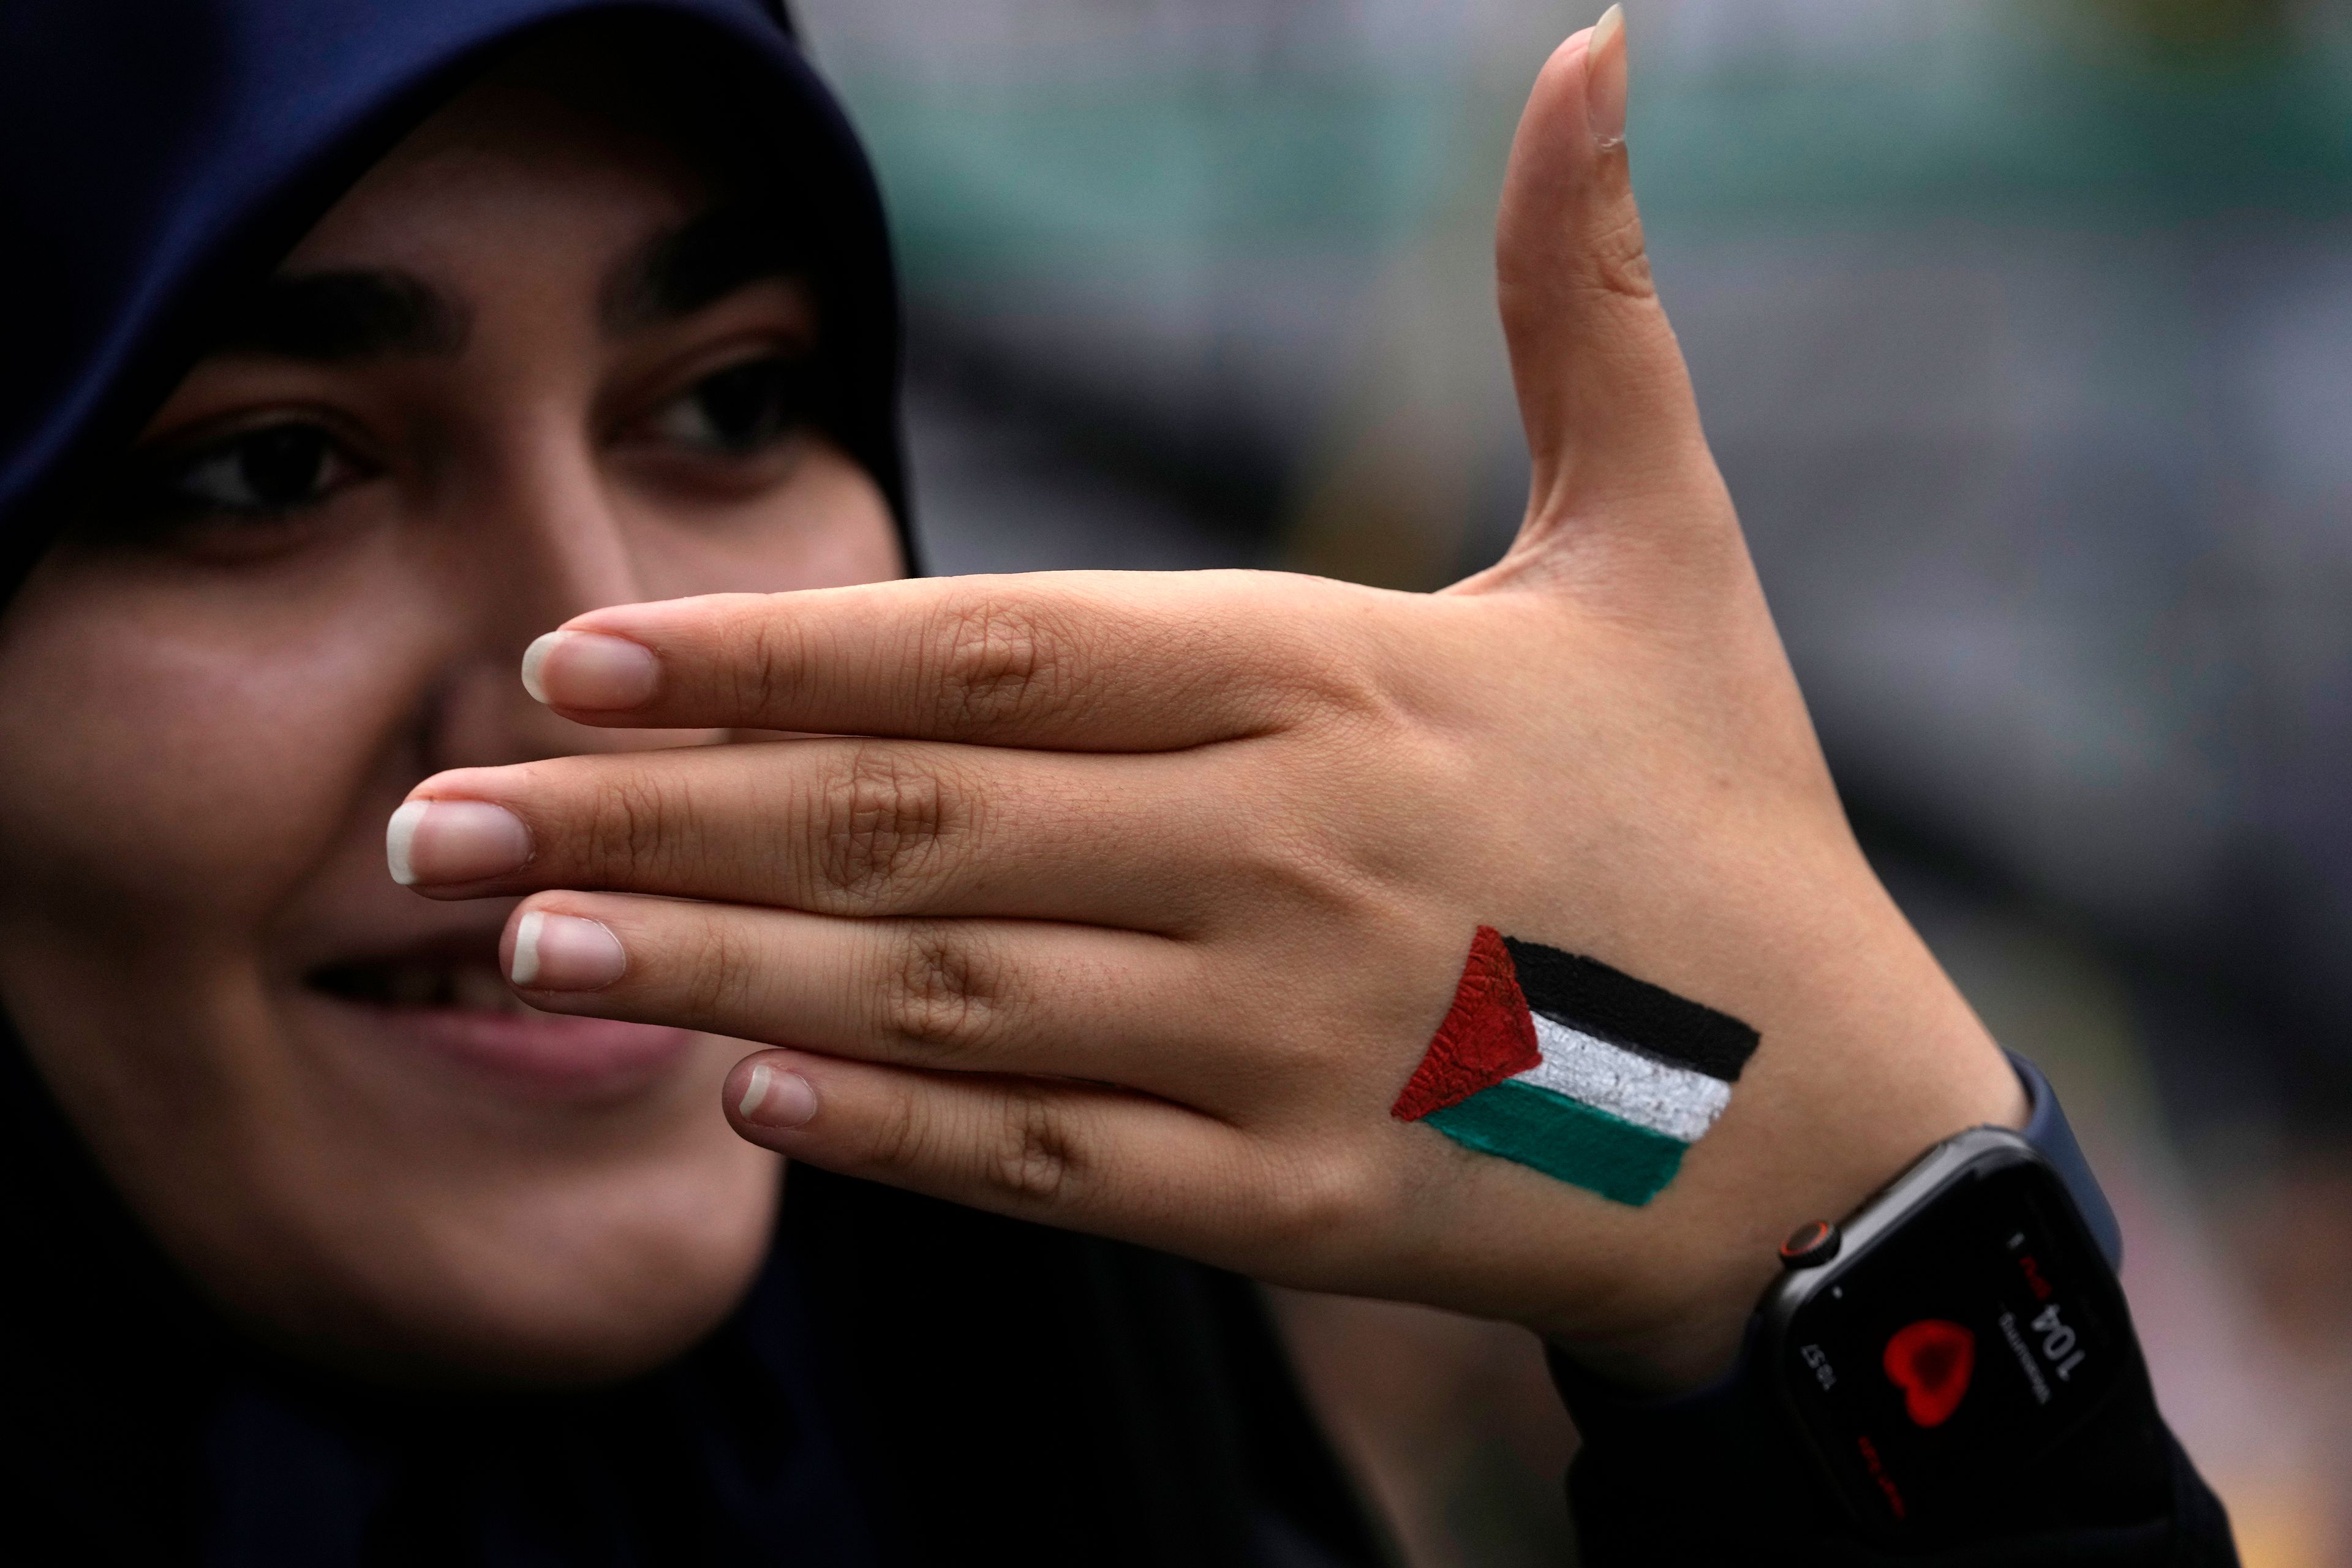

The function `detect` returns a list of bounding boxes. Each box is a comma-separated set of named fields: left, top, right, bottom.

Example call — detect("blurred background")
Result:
left=794, top=1, right=2352, bottom=1561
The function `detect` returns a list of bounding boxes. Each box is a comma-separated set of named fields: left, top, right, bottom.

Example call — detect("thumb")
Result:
left=1496, top=7, right=1719, bottom=549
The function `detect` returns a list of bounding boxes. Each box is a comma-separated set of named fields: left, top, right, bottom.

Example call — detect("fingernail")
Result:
left=521, top=630, right=659, bottom=710
left=385, top=799, right=532, bottom=886
left=1586, top=4, right=1627, bottom=147
left=737, top=1063, right=818, bottom=1128
left=508, top=910, right=626, bottom=990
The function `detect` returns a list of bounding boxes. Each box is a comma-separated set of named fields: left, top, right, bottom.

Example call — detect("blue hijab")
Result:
left=0, top=0, right=912, bottom=594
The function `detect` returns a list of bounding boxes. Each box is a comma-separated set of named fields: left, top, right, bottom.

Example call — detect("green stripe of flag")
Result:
left=1423, top=1079, right=1688, bottom=1207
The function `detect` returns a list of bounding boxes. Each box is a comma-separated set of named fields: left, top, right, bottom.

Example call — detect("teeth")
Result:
left=386, top=965, right=443, bottom=1007
left=451, top=966, right=522, bottom=1012
left=315, top=961, right=528, bottom=1012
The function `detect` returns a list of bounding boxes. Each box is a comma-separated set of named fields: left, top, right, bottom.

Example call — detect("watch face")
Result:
left=1776, top=1159, right=2134, bottom=1537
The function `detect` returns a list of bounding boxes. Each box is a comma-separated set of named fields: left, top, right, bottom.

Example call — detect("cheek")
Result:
left=0, top=552, right=439, bottom=940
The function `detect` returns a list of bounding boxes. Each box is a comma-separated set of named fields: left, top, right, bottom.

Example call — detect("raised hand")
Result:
left=389, top=12, right=2020, bottom=1389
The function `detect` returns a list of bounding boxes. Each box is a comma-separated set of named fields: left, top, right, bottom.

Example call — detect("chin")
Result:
left=162, top=980, right=790, bottom=1388
left=12, top=919, right=788, bottom=1387
left=219, top=1124, right=790, bottom=1387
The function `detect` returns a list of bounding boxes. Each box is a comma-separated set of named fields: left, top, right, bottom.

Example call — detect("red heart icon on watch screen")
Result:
left=1883, top=1319, right=1975, bottom=1428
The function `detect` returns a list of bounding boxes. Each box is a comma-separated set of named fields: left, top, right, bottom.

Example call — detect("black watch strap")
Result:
left=2011, top=1054, right=2121, bottom=1272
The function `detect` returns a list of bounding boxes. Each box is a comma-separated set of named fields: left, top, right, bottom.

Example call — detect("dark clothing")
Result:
left=0, top=1008, right=2239, bottom=1566
left=1570, top=1425, right=2234, bottom=1566
left=0, top=1034, right=1387, bottom=1566
left=783, top=1168, right=1390, bottom=1568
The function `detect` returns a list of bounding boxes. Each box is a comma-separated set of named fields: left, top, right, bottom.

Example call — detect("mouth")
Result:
left=301, top=938, right=697, bottom=1099
left=309, top=955, right=538, bottom=1013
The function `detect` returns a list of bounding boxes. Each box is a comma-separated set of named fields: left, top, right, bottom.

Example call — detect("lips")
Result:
left=303, top=939, right=696, bottom=1099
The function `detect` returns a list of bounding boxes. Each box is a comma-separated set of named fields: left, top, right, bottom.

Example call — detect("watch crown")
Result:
left=1779, top=1219, right=1842, bottom=1268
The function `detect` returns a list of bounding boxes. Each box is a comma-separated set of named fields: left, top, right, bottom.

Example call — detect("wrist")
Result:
left=1537, top=927, right=2026, bottom=1392
left=1544, top=1096, right=2172, bottom=1558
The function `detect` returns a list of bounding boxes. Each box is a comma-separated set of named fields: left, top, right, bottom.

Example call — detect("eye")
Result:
left=646, top=356, right=815, bottom=455
left=147, top=421, right=365, bottom=515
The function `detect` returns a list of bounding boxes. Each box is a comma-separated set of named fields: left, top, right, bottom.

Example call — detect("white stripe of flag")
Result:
left=1515, top=1014, right=1732, bottom=1144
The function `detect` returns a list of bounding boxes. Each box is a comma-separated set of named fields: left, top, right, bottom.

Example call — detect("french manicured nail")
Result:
left=737, top=1063, right=818, bottom=1128
left=521, top=630, right=659, bottom=710
left=508, top=910, right=626, bottom=990
left=385, top=799, right=532, bottom=886
left=1586, top=4, right=1627, bottom=146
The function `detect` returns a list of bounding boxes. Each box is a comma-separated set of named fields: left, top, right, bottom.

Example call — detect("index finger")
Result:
left=521, top=570, right=1363, bottom=750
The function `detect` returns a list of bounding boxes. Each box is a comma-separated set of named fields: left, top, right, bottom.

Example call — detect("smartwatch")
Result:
left=1550, top=1057, right=2183, bottom=1558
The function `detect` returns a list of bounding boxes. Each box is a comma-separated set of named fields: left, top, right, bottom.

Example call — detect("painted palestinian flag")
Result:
left=1392, top=927, right=1758, bottom=1205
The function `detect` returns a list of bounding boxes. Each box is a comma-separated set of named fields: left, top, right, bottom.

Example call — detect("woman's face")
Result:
left=0, top=64, right=899, bottom=1380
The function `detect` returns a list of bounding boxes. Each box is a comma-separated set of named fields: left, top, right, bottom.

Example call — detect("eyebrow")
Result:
left=212, top=270, right=470, bottom=361
left=601, top=203, right=810, bottom=336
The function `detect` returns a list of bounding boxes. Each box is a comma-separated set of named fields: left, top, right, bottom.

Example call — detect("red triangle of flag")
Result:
left=1392, top=926, right=1542, bottom=1121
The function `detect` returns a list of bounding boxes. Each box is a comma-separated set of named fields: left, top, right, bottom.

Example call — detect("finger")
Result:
left=717, top=1045, right=1359, bottom=1273
left=392, top=738, right=1234, bottom=929
left=502, top=895, right=1253, bottom=1104
left=1495, top=7, right=1720, bottom=533
left=516, top=570, right=1365, bottom=745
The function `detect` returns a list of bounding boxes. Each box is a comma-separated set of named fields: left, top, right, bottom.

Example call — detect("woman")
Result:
left=1, top=2, right=1384, bottom=1559
left=0, top=0, right=2230, bottom=1562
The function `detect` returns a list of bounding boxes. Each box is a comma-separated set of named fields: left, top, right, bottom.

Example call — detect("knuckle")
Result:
left=982, top=1090, right=1078, bottom=1207
left=864, top=1082, right=933, bottom=1175
left=931, top=597, right=1079, bottom=732
left=1226, top=831, right=1359, bottom=926
left=815, top=744, right=957, bottom=902
left=729, top=601, right=814, bottom=718
left=1275, top=626, right=1412, bottom=734
left=1254, top=1147, right=1373, bottom=1256
left=1218, top=741, right=1430, bottom=907
left=881, top=925, right=1000, bottom=1059
left=1295, top=664, right=1393, bottom=729
left=681, top=908, right=762, bottom=1025
left=1580, top=181, right=1656, bottom=303
left=586, top=769, right=689, bottom=884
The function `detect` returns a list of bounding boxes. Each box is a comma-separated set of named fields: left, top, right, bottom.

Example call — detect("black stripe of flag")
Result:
left=1499, top=937, right=1757, bottom=1083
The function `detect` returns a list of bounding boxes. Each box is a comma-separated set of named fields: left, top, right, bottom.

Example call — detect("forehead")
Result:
left=206, top=53, right=812, bottom=372
left=287, top=72, right=720, bottom=274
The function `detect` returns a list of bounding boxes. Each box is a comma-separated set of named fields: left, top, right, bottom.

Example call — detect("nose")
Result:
left=416, top=417, right=718, bottom=775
